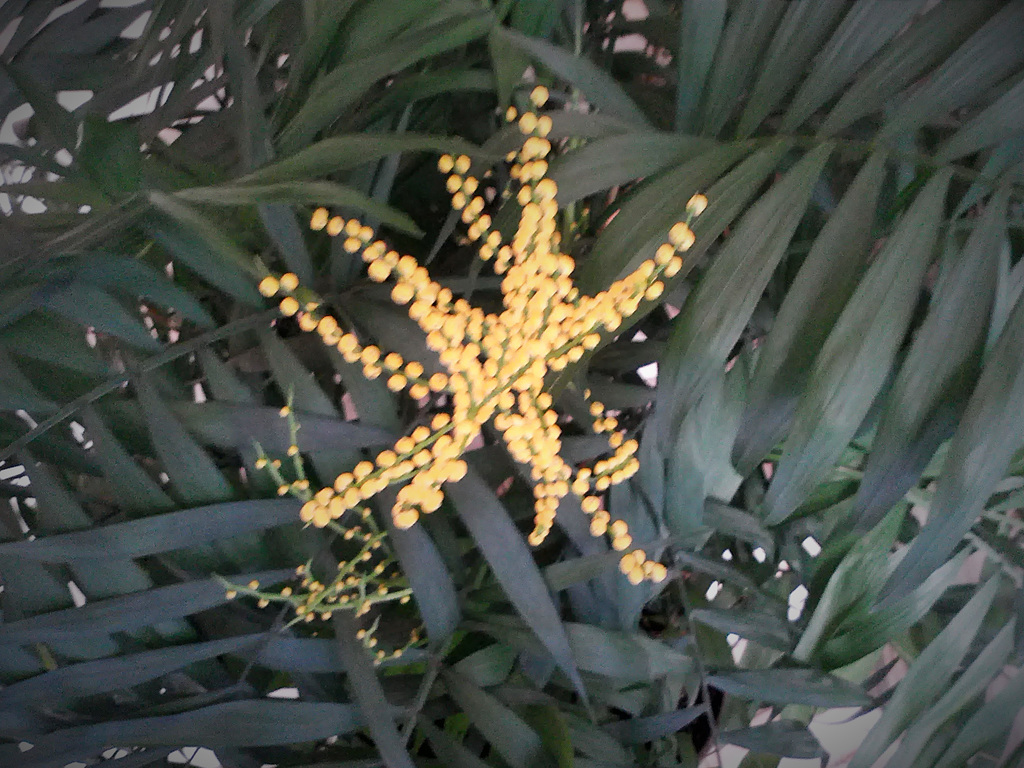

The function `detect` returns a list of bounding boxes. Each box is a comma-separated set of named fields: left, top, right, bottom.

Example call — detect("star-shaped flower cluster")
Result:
left=257, top=86, right=706, bottom=585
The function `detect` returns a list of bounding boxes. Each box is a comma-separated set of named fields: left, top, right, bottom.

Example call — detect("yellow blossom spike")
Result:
left=261, top=144, right=709, bottom=555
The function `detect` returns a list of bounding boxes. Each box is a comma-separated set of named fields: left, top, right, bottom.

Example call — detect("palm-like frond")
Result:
left=0, top=2, right=1022, bottom=767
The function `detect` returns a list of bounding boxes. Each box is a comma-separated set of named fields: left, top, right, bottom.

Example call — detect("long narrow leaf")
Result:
left=765, top=170, right=951, bottom=523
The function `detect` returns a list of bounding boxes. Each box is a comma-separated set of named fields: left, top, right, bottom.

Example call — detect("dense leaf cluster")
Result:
left=0, top=1, right=1022, bottom=767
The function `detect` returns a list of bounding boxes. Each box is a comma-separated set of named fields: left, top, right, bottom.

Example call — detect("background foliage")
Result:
left=0, top=1, right=1023, bottom=766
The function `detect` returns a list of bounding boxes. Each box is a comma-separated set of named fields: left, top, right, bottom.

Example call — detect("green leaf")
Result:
left=878, top=2, right=1024, bottom=142
left=0, top=346, right=57, bottom=413
left=147, top=193, right=263, bottom=306
left=453, top=643, right=517, bottom=688
left=0, top=314, right=108, bottom=377
left=781, top=0, right=927, bottom=133
left=733, top=152, right=886, bottom=475
left=664, top=360, right=745, bottom=538
left=603, top=705, right=706, bottom=745
left=379, top=488, right=461, bottom=647
left=488, top=25, right=529, bottom=107
left=236, top=133, right=488, bottom=186
left=655, top=142, right=831, bottom=443
left=707, top=668, right=870, bottom=708
left=331, top=612, right=415, bottom=768
left=697, top=0, right=787, bottom=136
left=77, top=115, right=142, bottom=199
left=576, top=141, right=751, bottom=294
left=0, top=634, right=263, bottom=708
left=0, top=568, right=292, bottom=644
left=820, top=0, right=1000, bottom=136
left=817, top=549, right=968, bottom=670
left=849, top=578, right=1001, bottom=768
left=887, top=619, right=1015, bottom=767
left=44, top=282, right=161, bottom=351
left=79, top=406, right=176, bottom=516
left=170, top=401, right=394, bottom=452
left=74, top=252, right=216, bottom=328
left=549, top=132, right=715, bottom=205
left=881, top=274, right=1024, bottom=603
left=931, top=658, right=1024, bottom=768
left=441, top=669, right=556, bottom=768
left=735, top=0, right=848, bottom=138
left=793, top=506, right=904, bottom=663
left=674, top=0, right=727, bottom=131
left=936, top=73, right=1024, bottom=162
left=721, top=721, right=824, bottom=760
left=136, top=376, right=234, bottom=506
left=472, top=615, right=692, bottom=683
left=279, top=10, right=494, bottom=152
left=0, top=498, right=300, bottom=562
left=522, top=704, right=573, bottom=768
left=690, top=607, right=793, bottom=653
left=765, top=169, right=952, bottom=523
left=447, top=471, right=586, bottom=699
left=175, top=181, right=421, bottom=235
left=418, top=718, right=493, bottom=768
left=497, top=27, right=650, bottom=127
left=853, top=186, right=1008, bottom=530
left=3, top=700, right=361, bottom=767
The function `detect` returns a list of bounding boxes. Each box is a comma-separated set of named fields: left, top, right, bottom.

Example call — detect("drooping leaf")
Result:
left=781, top=0, right=928, bottom=132
left=655, top=142, right=831, bottom=444
left=497, top=26, right=650, bottom=127
left=1, top=700, right=361, bottom=767
left=852, top=185, right=1008, bottom=530
left=135, top=376, right=234, bottom=506
left=0, top=569, right=292, bottom=644
left=697, top=0, right=787, bottom=137
left=887, top=619, right=1015, bottom=767
left=821, top=0, right=1001, bottom=136
left=79, top=406, right=176, bottom=516
left=733, top=152, right=886, bottom=475
left=849, top=578, right=1001, bottom=768
left=735, top=0, right=848, bottom=138
left=707, top=668, right=870, bottom=709
left=446, top=471, right=586, bottom=699
left=721, top=721, right=824, bottom=760
left=332, top=611, right=416, bottom=768
left=880, top=277, right=1024, bottom=602
left=549, top=132, right=715, bottom=205
left=603, top=705, right=707, bottom=745
left=441, top=669, right=556, bottom=768
left=878, top=1, right=1024, bottom=141
left=0, top=498, right=300, bottom=562
left=0, top=634, right=263, bottom=708
left=764, top=169, right=951, bottom=523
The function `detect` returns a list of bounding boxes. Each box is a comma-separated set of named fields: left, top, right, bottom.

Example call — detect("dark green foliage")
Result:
left=0, top=2, right=1022, bottom=767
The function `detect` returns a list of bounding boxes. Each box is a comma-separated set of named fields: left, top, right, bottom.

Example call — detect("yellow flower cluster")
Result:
left=257, top=85, right=706, bottom=585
